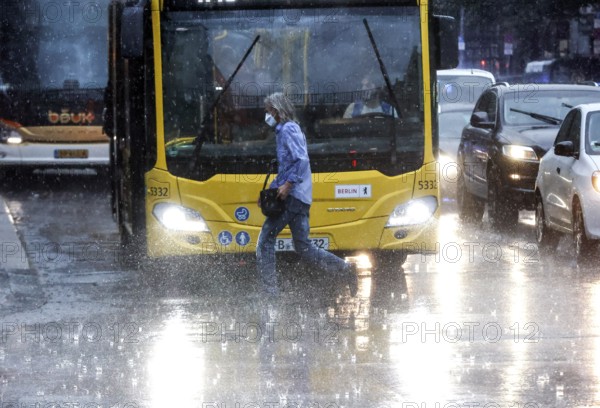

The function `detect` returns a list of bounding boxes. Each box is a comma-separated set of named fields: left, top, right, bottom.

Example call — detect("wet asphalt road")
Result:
left=0, top=171, right=599, bottom=408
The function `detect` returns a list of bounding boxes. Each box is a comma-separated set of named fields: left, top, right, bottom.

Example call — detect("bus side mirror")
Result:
left=121, top=6, right=144, bottom=59
left=432, top=15, right=458, bottom=70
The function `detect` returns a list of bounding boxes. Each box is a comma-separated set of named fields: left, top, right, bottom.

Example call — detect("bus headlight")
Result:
left=0, top=128, right=22, bottom=144
left=152, top=203, right=210, bottom=232
left=386, top=196, right=438, bottom=227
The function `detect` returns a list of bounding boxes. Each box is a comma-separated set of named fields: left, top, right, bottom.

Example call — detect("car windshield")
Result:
left=161, top=7, right=424, bottom=180
left=438, top=75, right=493, bottom=105
left=586, top=111, right=600, bottom=155
left=503, top=89, right=600, bottom=126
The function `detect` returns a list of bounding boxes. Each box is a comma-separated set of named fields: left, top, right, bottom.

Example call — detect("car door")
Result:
left=459, top=90, right=497, bottom=199
left=540, top=111, right=571, bottom=224
left=545, top=109, right=580, bottom=228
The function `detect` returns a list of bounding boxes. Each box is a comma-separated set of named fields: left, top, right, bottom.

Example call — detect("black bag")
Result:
left=260, top=161, right=284, bottom=217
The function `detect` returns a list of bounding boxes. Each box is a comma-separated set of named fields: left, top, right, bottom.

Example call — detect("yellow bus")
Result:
left=106, top=0, right=457, bottom=269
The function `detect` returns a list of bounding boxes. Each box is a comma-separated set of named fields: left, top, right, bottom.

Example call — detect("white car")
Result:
left=437, top=68, right=495, bottom=200
left=437, top=68, right=496, bottom=164
left=437, top=68, right=495, bottom=107
left=535, top=102, right=600, bottom=262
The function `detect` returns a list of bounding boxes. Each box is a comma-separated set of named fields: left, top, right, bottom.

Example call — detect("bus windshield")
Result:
left=2, top=0, right=108, bottom=91
left=162, top=7, right=425, bottom=180
left=0, top=0, right=108, bottom=128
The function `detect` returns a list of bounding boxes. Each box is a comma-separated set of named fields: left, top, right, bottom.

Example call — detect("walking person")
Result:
left=257, top=92, right=358, bottom=297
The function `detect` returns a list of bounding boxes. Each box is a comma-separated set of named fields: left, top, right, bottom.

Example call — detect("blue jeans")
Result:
left=256, top=195, right=348, bottom=295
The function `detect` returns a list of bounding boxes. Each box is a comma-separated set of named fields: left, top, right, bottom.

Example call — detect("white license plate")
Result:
left=275, top=237, right=329, bottom=251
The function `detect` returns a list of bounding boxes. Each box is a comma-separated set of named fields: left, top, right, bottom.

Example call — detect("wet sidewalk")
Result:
left=0, top=195, right=29, bottom=271
left=0, top=195, right=38, bottom=309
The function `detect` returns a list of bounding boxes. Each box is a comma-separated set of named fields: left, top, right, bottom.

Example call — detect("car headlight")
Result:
left=592, top=171, right=600, bottom=193
left=502, top=145, right=538, bottom=161
left=386, top=196, right=438, bottom=227
left=152, top=203, right=210, bottom=232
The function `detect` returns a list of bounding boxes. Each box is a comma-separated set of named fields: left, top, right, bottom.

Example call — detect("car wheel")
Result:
left=487, top=169, right=518, bottom=230
left=457, top=171, right=484, bottom=222
left=535, top=196, right=559, bottom=254
left=573, top=201, right=598, bottom=263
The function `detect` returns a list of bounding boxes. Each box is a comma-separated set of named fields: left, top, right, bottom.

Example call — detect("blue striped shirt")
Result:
left=270, top=121, right=313, bottom=205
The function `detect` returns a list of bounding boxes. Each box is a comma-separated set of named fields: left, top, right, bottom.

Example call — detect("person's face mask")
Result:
left=265, top=113, right=277, bottom=127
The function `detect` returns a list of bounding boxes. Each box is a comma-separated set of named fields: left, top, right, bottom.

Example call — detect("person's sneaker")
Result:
left=346, top=263, right=359, bottom=297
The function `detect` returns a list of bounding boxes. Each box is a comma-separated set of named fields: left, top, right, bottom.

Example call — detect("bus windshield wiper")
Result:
left=190, top=35, right=260, bottom=173
left=509, top=108, right=562, bottom=125
left=363, top=18, right=400, bottom=165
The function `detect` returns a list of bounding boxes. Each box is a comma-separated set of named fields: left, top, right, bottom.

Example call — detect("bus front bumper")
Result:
left=0, top=142, right=109, bottom=167
left=146, top=213, right=439, bottom=258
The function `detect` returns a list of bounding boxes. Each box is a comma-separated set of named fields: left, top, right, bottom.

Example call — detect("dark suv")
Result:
left=456, top=83, right=600, bottom=229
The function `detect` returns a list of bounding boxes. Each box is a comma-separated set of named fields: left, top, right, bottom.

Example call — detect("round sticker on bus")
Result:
left=218, top=231, right=233, bottom=246
left=236, top=231, right=250, bottom=246
left=234, top=206, right=250, bottom=222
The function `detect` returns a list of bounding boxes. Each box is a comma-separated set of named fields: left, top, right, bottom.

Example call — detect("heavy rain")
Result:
left=1, top=1, right=600, bottom=408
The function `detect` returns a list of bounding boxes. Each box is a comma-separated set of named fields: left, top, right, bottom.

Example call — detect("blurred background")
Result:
left=434, top=0, right=600, bottom=83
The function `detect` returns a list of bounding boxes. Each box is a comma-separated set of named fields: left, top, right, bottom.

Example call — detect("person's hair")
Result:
left=264, top=92, right=297, bottom=123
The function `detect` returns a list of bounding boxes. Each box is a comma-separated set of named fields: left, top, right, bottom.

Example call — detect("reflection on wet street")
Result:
left=1, top=173, right=600, bottom=407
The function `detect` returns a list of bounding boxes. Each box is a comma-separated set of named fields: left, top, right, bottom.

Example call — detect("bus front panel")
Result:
left=145, top=4, right=439, bottom=259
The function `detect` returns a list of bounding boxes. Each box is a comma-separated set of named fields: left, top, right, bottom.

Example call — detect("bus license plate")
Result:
left=275, top=237, right=329, bottom=251
left=54, top=149, right=89, bottom=159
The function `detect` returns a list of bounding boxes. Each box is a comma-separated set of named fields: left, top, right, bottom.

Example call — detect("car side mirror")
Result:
left=470, top=111, right=494, bottom=129
left=554, top=141, right=575, bottom=157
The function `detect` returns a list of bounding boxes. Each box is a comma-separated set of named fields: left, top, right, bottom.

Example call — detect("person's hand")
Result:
left=277, top=181, right=293, bottom=200
left=257, top=196, right=261, bottom=207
